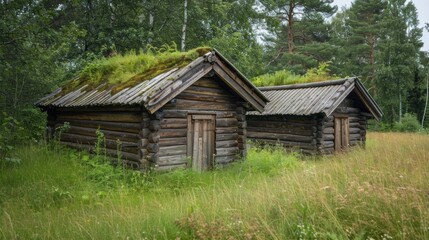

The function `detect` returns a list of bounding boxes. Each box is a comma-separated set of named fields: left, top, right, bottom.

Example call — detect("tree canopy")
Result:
left=1, top=0, right=428, bottom=129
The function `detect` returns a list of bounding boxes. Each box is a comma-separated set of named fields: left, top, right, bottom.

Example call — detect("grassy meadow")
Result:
left=1, top=132, right=429, bottom=239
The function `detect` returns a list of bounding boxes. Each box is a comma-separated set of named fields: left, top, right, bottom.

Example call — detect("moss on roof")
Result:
left=252, top=63, right=342, bottom=87
left=62, top=47, right=212, bottom=94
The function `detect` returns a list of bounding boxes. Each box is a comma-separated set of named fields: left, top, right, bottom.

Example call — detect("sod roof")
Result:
left=35, top=48, right=268, bottom=113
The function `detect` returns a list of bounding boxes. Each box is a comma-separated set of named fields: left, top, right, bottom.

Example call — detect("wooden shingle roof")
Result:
left=35, top=49, right=268, bottom=113
left=248, top=78, right=383, bottom=120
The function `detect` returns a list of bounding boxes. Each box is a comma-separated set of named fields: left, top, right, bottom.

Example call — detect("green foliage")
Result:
left=252, top=62, right=339, bottom=86
left=393, top=113, right=421, bottom=132
left=208, top=25, right=265, bottom=78
left=0, top=113, right=24, bottom=164
left=236, top=144, right=299, bottom=175
left=65, top=45, right=211, bottom=93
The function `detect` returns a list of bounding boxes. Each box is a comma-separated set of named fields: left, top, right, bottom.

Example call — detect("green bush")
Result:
left=393, top=113, right=421, bottom=132
left=0, top=112, right=25, bottom=164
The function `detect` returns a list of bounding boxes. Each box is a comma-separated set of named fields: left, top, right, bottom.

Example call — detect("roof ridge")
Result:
left=258, top=77, right=357, bottom=91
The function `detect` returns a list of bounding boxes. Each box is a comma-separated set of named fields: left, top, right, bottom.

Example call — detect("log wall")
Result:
left=247, top=97, right=370, bottom=155
left=319, top=98, right=368, bottom=154
left=247, top=115, right=318, bottom=154
left=154, top=76, right=245, bottom=170
left=53, top=106, right=146, bottom=168
left=50, top=76, right=249, bottom=171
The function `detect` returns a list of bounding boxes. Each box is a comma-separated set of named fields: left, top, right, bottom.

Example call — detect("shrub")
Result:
left=393, top=113, right=421, bottom=132
left=0, top=112, right=25, bottom=164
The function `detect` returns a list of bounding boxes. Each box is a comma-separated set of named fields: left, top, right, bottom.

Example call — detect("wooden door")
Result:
left=334, top=117, right=350, bottom=151
left=187, top=115, right=215, bottom=171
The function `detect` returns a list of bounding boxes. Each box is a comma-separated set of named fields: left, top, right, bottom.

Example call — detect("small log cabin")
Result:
left=247, top=78, right=383, bottom=154
left=36, top=48, right=268, bottom=171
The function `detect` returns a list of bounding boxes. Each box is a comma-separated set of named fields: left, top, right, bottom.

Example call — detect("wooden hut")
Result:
left=36, top=48, right=268, bottom=171
left=247, top=78, right=383, bottom=154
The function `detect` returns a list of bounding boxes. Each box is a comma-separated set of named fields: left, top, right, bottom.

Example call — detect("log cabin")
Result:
left=36, top=48, right=268, bottom=171
left=247, top=78, right=383, bottom=154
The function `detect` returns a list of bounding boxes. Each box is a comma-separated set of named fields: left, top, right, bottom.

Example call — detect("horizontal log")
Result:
left=157, top=154, right=188, bottom=166
left=323, top=134, right=334, bottom=141
left=248, top=116, right=317, bottom=125
left=349, top=117, right=361, bottom=122
left=159, top=137, right=187, bottom=146
left=185, top=85, right=232, bottom=97
left=159, top=110, right=188, bottom=119
left=159, top=145, right=187, bottom=157
left=216, top=127, right=237, bottom=134
left=57, top=119, right=141, bottom=134
left=216, top=118, right=238, bottom=127
left=237, top=128, right=246, bottom=135
left=322, top=141, right=334, bottom=148
left=247, top=132, right=315, bottom=143
left=350, top=134, right=362, bottom=140
left=57, top=112, right=141, bottom=123
left=323, top=127, right=334, bottom=134
left=160, top=118, right=187, bottom=129
left=216, top=133, right=238, bottom=141
left=156, top=163, right=187, bottom=171
left=163, top=99, right=237, bottom=111
left=57, top=125, right=139, bottom=142
left=216, top=140, right=238, bottom=148
left=61, top=141, right=140, bottom=161
left=323, top=122, right=334, bottom=128
left=320, top=148, right=335, bottom=154
left=247, top=120, right=317, bottom=131
left=56, top=106, right=141, bottom=112
left=216, top=147, right=239, bottom=156
left=250, top=139, right=316, bottom=150
left=60, top=133, right=138, bottom=154
left=159, top=110, right=237, bottom=119
left=349, top=127, right=361, bottom=134
left=159, top=128, right=187, bottom=138
left=176, top=92, right=236, bottom=103
left=192, top=77, right=222, bottom=88
left=247, top=126, right=314, bottom=136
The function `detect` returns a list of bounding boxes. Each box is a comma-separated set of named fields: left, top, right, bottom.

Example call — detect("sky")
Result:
left=333, top=0, right=429, bottom=51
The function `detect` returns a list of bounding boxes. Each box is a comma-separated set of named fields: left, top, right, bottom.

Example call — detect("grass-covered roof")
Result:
left=252, top=63, right=342, bottom=87
left=62, top=47, right=212, bottom=94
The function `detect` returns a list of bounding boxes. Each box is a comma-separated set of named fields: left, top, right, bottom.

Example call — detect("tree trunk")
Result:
left=368, top=32, right=376, bottom=95
left=287, top=0, right=295, bottom=55
left=148, top=12, right=154, bottom=44
left=181, top=0, right=188, bottom=52
left=422, top=73, right=429, bottom=127
left=399, top=91, right=402, bottom=122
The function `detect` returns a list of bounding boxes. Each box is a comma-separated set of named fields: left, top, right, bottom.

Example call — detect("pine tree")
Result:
left=261, top=0, right=336, bottom=72
left=375, top=0, right=423, bottom=122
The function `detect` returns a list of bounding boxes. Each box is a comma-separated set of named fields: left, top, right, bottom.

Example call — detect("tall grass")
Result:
left=1, top=132, right=429, bottom=239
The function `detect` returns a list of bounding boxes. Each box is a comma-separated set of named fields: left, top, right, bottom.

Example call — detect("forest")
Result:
left=1, top=0, right=429, bottom=134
